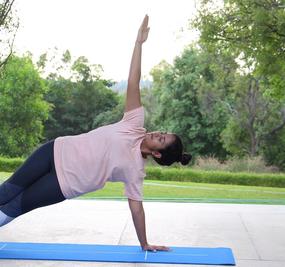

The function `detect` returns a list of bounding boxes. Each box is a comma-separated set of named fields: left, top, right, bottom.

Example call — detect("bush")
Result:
left=145, top=166, right=285, bottom=188
left=193, top=157, right=226, bottom=171
left=262, top=131, right=285, bottom=171
left=0, top=156, right=24, bottom=172
left=193, top=156, right=280, bottom=173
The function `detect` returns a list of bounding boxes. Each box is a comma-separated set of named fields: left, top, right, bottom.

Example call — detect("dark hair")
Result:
left=153, top=134, right=192, bottom=166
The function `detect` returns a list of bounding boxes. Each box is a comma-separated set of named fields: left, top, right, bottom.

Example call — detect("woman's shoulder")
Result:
left=120, top=106, right=145, bottom=128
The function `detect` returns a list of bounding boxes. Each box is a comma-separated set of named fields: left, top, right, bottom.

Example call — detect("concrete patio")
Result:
left=0, top=200, right=284, bottom=267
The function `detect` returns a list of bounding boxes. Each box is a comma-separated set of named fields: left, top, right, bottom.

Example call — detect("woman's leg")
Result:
left=0, top=169, right=65, bottom=227
left=0, top=140, right=55, bottom=205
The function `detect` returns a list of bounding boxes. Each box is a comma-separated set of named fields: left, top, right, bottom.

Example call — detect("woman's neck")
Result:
left=140, top=138, right=150, bottom=158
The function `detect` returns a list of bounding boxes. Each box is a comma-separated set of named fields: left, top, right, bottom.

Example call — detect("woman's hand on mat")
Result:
left=136, top=15, right=150, bottom=44
left=142, top=244, right=171, bottom=252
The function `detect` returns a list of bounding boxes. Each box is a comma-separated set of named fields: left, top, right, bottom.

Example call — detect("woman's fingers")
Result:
left=143, top=244, right=171, bottom=252
left=140, top=15, right=149, bottom=33
left=136, top=15, right=150, bottom=43
left=141, top=14, right=149, bottom=28
left=154, top=245, right=171, bottom=251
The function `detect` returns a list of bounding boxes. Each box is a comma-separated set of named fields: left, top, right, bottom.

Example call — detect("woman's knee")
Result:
left=0, top=193, right=21, bottom=227
left=0, top=193, right=23, bottom=219
left=0, top=181, right=23, bottom=205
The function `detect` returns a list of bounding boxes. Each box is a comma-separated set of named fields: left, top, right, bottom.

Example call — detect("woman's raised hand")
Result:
left=136, top=15, right=150, bottom=44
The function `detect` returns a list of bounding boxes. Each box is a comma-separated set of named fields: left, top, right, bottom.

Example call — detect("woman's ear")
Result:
left=152, top=151, right=162, bottom=159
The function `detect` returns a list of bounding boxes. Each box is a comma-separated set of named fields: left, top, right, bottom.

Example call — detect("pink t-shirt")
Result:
left=53, top=106, right=146, bottom=201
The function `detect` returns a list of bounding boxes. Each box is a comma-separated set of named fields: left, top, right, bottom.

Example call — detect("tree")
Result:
left=221, top=74, right=285, bottom=158
left=92, top=95, right=124, bottom=129
left=0, top=55, right=50, bottom=156
left=191, top=0, right=285, bottom=168
left=70, top=79, right=119, bottom=133
left=43, top=77, right=75, bottom=138
left=149, top=47, right=237, bottom=158
left=193, top=0, right=285, bottom=99
left=43, top=51, right=119, bottom=139
left=0, top=0, right=18, bottom=68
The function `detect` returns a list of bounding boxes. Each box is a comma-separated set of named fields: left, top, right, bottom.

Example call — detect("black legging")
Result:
left=0, top=140, right=65, bottom=218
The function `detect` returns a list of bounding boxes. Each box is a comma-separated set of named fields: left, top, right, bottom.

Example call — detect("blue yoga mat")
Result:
left=0, top=242, right=235, bottom=265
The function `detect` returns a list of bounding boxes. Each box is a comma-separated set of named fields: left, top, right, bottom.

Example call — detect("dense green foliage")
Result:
left=0, top=55, right=50, bottom=156
left=193, top=0, right=285, bottom=99
left=188, top=0, right=285, bottom=168
left=262, top=129, right=285, bottom=171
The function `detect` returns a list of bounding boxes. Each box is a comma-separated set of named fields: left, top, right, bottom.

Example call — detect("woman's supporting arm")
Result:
left=125, top=15, right=150, bottom=113
left=128, top=198, right=170, bottom=252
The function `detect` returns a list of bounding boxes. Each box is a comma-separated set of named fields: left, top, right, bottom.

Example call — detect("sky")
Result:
left=13, top=0, right=199, bottom=81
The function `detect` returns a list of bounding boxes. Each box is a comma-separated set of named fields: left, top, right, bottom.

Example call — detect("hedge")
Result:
left=145, top=167, right=285, bottom=188
left=1, top=157, right=285, bottom=188
left=0, top=156, right=24, bottom=172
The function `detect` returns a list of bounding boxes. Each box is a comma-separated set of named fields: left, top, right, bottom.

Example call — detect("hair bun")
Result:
left=180, top=153, right=192, bottom=165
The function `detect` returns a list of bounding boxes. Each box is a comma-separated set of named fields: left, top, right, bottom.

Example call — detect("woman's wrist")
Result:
left=135, top=40, right=144, bottom=46
left=141, top=243, right=149, bottom=249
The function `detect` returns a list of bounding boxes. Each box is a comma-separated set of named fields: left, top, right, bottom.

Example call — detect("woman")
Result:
left=0, top=15, right=191, bottom=252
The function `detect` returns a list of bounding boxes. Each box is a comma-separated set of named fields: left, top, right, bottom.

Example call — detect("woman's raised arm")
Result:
left=125, top=15, right=150, bottom=113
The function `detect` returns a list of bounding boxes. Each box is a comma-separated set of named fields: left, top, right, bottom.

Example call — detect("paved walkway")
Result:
left=0, top=200, right=284, bottom=267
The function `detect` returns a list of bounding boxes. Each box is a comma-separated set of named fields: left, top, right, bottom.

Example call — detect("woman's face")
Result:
left=144, top=131, right=175, bottom=151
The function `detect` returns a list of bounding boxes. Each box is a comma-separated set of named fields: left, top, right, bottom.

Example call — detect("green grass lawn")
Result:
left=2, top=171, right=285, bottom=204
